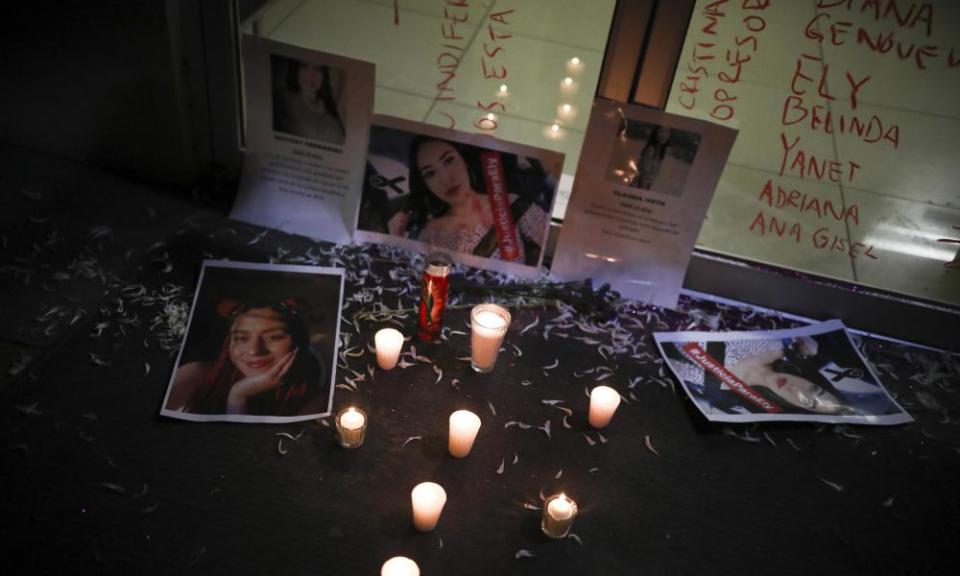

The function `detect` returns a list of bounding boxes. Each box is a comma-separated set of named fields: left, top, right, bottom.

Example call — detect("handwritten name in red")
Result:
left=675, top=0, right=770, bottom=121
left=748, top=179, right=877, bottom=260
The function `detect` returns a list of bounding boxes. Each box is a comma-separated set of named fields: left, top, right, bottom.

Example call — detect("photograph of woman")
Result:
left=356, top=119, right=561, bottom=274
left=271, top=55, right=346, bottom=146
left=607, top=120, right=701, bottom=197
left=162, top=262, right=342, bottom=423
left=655, top=321, right=912, bottom=425
left=632, top=125, right=672, bottom=190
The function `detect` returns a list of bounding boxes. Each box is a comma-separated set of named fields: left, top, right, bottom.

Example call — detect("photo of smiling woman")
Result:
left=162, top=261, right=343, bottom=423
left=356, top=118, right=562, bottom=276
left=271, top=55, right=346, bottom=145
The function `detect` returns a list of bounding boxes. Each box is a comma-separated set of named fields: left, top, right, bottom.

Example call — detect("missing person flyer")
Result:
left=230, top=35, right=375, bottom=245
left=551, top=99, right=737, bottom=308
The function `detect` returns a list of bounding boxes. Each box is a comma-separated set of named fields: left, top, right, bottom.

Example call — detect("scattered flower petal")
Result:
left=819, top=478, right=844, bottom=492
left=16, top=402, right=42, bottom=416
left=515, top=550, right=535, bottom=559
left=100, top=482, right=126, bottom=494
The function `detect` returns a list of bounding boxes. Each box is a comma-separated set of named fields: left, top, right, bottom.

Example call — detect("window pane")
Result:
left=241, top=0, right=618, bottom=219
left=665, top=0, right=960, bottom=307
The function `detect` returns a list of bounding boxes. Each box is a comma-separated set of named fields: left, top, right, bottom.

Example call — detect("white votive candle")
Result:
left=470, top=304, right=511, bottom=373
left=542, top=493, right=578, bottom=538
left=411, top=482, right=447, bottom=532
left=448, top=410, right=482, bottom=458
left=588, top=385, right=621, bottom=428
left=375, top=328, right=404, bottom=370
left=381, top=556, right=420, bottom=576
left=336, top=407, right=367, bottom=448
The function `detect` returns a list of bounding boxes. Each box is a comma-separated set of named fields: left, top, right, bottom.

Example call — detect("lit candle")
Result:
left=411, top=482, right=447, bottom=532
left=375, top=328, right=404, bottom=370
left=381, top=556, right=420, bottom=576
left=551, top=123, right=561, bottom=134
left=499, top=83, right=509, bottom=95
left=336, top=407, right=367, bottom=448
left=570, top=57, right=581, bottom=66
left=470, top=304, right=511, bottom=373
left=448, top=410, right=482, bottom=458
left=563, top=76, right=574, bottom=86
left=588, top=385, right=621, bottom=428
left=542, top=493, right=578, bottom=539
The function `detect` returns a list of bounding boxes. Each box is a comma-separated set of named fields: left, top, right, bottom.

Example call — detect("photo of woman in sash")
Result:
left=385, top=137, right=550, bottom=265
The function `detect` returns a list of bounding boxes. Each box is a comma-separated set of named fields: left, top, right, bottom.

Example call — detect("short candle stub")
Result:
left=411, top=482, right=447, bottom=532
left=542, top=493, right=578, bottom=539
left=381, top=556, right=420, bottom=576
left=588, top=385, right=622, bottom=428
left=448, top=410, right=482, bottom=458
left=336, top=407, right=367, bottom=449
left=375, top=328, right=404, bottom=370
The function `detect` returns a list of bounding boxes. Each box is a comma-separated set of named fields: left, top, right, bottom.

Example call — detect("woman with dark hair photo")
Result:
left=387, top=136, right=550, bottom=265
left=165, top=298, right=327, bottom=417
left=272, top=56, right=346, bottom=145
left=631, top=125, right=671, bottom=190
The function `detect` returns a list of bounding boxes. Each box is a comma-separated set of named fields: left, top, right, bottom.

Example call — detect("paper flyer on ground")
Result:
left=161, top=260, right=343, bottom=423
left=230, top=35, right=375, bottom=244
left=551, top=98, right=737, bottom=308
left=654, top=320, right=912, bottom=425
left=355, top=114, right=562, bottom=278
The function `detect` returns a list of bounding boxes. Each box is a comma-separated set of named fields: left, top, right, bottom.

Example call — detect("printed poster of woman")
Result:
left=161, top=261, right=344, bottom=423
left=354, top=115, right=563, bottom=278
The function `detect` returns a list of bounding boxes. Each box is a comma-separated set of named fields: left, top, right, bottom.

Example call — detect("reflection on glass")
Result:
left=240, top=0, right=618, bottom=220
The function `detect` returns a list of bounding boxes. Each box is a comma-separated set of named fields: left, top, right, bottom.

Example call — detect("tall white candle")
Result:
left=448, top=410, right=482, bottom=458
left=411, top=482, right=447, bottom=532
left=470, top=304, right=511, bottom=373
left=588, top=385, right=621, bottom=428
left=375, top=328, right=404, bottom=370
left=381, top=556, right=420, bottom=576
